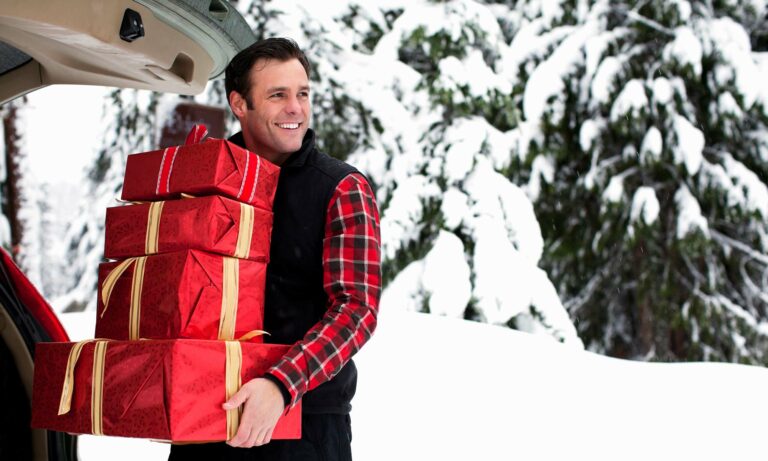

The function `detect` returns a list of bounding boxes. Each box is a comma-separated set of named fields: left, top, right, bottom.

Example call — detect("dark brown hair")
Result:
left=225, top=37, right=311, bottom=108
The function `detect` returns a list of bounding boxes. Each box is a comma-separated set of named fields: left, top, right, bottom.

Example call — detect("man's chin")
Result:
left=284, top=131, right=307, bottom=148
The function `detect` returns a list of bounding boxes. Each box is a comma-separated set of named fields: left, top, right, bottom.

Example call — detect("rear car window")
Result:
left=0, top=40, right=31, bottom=76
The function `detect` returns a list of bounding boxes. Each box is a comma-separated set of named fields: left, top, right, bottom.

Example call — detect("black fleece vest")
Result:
left=229, top=130, right=358, bottom=414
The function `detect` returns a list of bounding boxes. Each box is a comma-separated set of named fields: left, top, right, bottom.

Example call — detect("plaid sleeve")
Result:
left=266, top=172, right=381, bottom=407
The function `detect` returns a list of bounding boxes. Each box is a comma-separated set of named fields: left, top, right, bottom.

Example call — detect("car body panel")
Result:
left=0, top=247, right=74, bottom=460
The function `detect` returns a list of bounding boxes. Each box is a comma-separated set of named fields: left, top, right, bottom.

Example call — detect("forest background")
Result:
left=2, top=0, right=768, bottom=366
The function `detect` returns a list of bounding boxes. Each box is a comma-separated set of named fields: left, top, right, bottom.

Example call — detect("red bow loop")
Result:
left=184, top=124, right=209, bottom=145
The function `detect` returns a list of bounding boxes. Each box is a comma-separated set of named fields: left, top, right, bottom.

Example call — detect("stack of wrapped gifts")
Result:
left=31, top=125, right=301, bottom=442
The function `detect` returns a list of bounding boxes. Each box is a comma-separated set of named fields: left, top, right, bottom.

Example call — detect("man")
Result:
left=169, top=38, right=381, bottom=460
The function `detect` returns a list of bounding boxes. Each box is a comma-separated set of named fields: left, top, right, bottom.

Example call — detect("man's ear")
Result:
left=229, top=91, right=247, bottom=119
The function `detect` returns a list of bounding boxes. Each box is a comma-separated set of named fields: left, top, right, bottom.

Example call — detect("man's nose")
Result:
left=285, top=95, right=302, bottom=114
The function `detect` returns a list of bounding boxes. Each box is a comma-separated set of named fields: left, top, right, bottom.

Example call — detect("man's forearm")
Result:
left=266, top=173, right=381, bottom=406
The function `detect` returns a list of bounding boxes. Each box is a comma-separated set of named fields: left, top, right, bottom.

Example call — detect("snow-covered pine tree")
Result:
left=225, top=0, right=582, bottom=344
left=505, top=0, right=768, bottom=363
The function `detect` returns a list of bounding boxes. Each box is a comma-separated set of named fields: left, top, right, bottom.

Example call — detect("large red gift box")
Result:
left=121, top=137, right=280, bottom=211
left=96, top=250, right=265, bottom=341
left=105, top=195, right=273, bottom=262
left=31, top=339, right=301, bottom=441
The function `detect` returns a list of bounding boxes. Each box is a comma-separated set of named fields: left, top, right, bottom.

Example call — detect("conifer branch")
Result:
left=711, top=229, right=768, bottom=266
left=615, top=5, right=675, bottom=37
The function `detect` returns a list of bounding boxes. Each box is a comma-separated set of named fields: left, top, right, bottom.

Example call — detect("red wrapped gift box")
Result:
left=105, top=195, right=273, bottom=262
left=31, top=339, right=301, bottom=441
left=96, top=250, right=265, bottom=341
left=121, top=137, right=280, bottom=211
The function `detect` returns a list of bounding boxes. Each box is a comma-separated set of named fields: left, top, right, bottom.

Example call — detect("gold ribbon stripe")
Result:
left=91, top=341, right=108, bottom=436
left=225, top=341, right=243, bottom=440
left=218, top=258, right=240, bottom=340
left=100, top=256, right=147, bottom=340
left=58, top=340, right=92, bottom=415
left=57, top=340, right=109, bottom=436
left=233, top=203, right=254, bottom=259
left=129, top=257, right=147, bottom=341
left=101, top=258, right=137, bottom=317
left=145, top=201, right=164, bottom=255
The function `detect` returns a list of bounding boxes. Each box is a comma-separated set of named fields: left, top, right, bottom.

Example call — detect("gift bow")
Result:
left=100, top=255, right=244, bottom=341
left=57, top=333, right=268, bottom=439
left=185, top=124, right=208, bottom=144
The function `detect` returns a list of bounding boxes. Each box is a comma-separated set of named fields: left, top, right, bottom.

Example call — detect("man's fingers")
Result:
left=227, top=421, right=252, bottom=447
left=254, top=427, right=271, bottom=447
left=222, top=386, right=249, bottom=410
left=242, top=429, right=259, bottom=448
left=262, top=427, right=274, bottom=446
left=222, top=378, right=283, bottom=447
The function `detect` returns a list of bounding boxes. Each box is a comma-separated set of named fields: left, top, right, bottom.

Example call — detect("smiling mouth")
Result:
left=277, top=122, right=301, bottom=129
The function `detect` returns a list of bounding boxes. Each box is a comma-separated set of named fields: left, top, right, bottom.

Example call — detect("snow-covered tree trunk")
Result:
left=1, top=99, right=25, bottom=255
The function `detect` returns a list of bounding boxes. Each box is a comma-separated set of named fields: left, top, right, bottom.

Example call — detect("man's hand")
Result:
left=223, top=377, right=285, bottom=448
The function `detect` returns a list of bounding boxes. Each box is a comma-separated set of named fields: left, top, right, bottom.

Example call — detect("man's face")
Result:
left=231, top=58, right=310, bottom=165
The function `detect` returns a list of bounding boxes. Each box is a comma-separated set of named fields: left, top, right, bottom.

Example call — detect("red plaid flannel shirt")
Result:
left=266, top=172, right=381, bottom=407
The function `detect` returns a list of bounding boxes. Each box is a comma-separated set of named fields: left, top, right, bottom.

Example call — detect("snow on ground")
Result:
left=59, top=310, right=768, bottom=461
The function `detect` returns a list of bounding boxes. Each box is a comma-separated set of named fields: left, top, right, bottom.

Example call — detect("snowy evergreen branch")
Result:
left=617, top=7, right=675, bottom=37
left=710, top=229, right=768, bottom=267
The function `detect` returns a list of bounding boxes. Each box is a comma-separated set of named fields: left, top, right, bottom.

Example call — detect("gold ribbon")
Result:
left=91, top=341, right=108, bottom=435
left=57, top=340, right=109, bottom=436
left=233, top=203, right=254, bottom=259
left=100, top=257, right=147, bottom=341
left=145, top=201, right=164, bottom=255
left=218, top=258, right=240, bottom=340
left=225, top=341, right=243, bottom=440
left=58, top=340, right=91, bottom=415
left=130, top=257, right=147, bottom=341
left=236, top=330, right=269, bottom=341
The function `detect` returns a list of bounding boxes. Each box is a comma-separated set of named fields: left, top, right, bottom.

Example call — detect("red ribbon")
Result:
left=236, top=151, right=260, bottom=203
left=155, top=146, right=179, bottom=195
left=185, top=124, right=208, bottom=144
left=155, top=125, right=208, bottom=195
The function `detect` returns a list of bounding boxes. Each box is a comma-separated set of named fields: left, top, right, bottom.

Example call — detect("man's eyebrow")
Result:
left=264, top=85, right=311, bottom=93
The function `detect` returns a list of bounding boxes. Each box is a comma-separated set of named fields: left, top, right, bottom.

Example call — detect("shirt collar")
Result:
left=227, top=129, right=315, bottom=169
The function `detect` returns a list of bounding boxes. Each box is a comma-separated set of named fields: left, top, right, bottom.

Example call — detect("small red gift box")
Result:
left=96, top=250, right=265, bottom=341
left=31, top=339, right=301, bottom=441
left=121, top=126, right=280, bottom=210
left=105, top=195, right=273, bottom=262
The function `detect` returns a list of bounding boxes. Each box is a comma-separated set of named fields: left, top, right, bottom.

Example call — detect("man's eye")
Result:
left=299, top=91, right=310, bottom=98
left=270, top=93, right=284, bottom=98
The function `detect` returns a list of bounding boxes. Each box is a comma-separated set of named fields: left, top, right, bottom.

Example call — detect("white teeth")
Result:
left=278, top=123, right=299, bottom=129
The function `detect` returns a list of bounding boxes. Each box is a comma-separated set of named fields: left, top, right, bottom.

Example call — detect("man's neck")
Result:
left=242, top=137, right=291, bottom=166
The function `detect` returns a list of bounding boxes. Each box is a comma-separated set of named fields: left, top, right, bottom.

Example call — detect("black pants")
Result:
left=168, top=414, right=352, bottom=461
